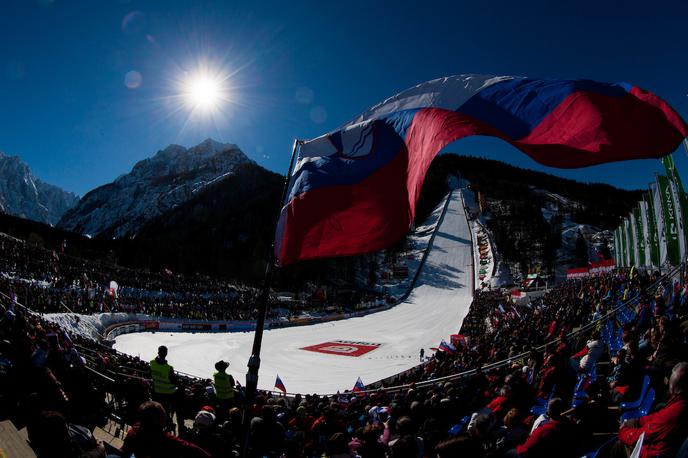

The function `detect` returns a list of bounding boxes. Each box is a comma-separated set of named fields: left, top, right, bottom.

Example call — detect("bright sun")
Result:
left=184, top=73, right=225, bottom=112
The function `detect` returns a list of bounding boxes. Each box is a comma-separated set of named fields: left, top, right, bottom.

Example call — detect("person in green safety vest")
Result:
left=150, top=345, right=178, bottom=426
left=213, top=360, right=235, bottom=412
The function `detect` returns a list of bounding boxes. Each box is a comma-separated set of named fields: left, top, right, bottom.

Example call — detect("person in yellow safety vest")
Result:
left=150, top=345, right=177, bottom=424
left=213, top=360, right=235, bottom=410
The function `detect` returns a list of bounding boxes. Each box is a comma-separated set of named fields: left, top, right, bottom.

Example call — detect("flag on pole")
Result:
left=657, top=175, right=681, bottom=265
left=353, top=377, right=365, bottom=394
left=612, top=228, right=618, bottom=266
left=651, top=181, right=669, bottom=266
left=274, top=75, right=688, bottom=266
left=628, top=214, right=637, bottom=267
left=620, top=225, right=626, bottom=268
left=662, top=154, right=688, bottom=263
left=638, top=200, right=651, bottom=266
left=643, top=193, right=660, bottom=267
left=662, top=157, right=688, bottom=262
left=614, top=227, right=623, bottom=267
left=621, top=218, right=632, bottom=267
left=670, top=178, right=687, bottom=262
left=620, top=226, right=627, bottom=268
left=274, top=374, right=286, bottom=394
left=661, top=154, right=686, bottom=193
left=633, top=207, right=646, bottom=267
left=619, top=226, right=626, bottom=267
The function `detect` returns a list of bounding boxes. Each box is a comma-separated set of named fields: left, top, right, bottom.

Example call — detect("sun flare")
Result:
left=183, top=72, right=227, bottom=112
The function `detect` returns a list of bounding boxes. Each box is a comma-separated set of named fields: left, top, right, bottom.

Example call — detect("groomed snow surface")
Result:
left=114, top=191, right=475, bottom=394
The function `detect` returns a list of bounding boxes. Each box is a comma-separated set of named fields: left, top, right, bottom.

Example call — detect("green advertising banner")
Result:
left=657, top=175, right=680, bottom=265
left=622, top=219, right=630, bottom=267
left=626, top=216, right=636, bottom=267
left=662, top=155, right=688, bottom=261
left=618, top=227, right=624, bottom=267
left=651, top=182, right=668, bottom=265
left=633, top=207, right=645, bottom=267
left=630, top=212, right=638, bottom=267
left=619, top=226, right=626, bottom=267
left=644, top=194, right=660, bottom=267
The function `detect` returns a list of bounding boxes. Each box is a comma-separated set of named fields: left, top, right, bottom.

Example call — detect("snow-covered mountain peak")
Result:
left=0, top=151, right=79, bottom=225
left=58, top=139, right=254, bottom=238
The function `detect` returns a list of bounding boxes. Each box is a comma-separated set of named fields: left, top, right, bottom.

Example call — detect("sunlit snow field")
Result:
left=114, top=191, right=475, bottom=394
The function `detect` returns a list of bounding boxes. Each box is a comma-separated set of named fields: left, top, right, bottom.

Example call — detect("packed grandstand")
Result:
left=0, top=232, right=394, bottom=322
left=1, top=223, right=687, bottom=457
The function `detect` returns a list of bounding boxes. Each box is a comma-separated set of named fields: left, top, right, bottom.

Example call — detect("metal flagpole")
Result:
left=242, top=138, right=301, bottom=441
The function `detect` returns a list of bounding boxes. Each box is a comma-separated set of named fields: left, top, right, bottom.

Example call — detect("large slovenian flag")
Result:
left=275, top=75, right=688, bottom=266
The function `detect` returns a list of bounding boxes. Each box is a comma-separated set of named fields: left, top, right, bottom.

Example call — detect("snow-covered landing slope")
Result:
left=113, top=191, right=475, bottom=394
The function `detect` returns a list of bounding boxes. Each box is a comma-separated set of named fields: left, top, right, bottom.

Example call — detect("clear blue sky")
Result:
left=1, top=0, right=687, bottom=196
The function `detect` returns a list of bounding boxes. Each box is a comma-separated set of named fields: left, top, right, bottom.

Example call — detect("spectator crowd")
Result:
left=1, top=235, right=688, bottom=456
left=0, top=234, right=387, bottom=322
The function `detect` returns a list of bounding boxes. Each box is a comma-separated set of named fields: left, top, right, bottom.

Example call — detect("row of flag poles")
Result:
left=614, top=148, right=688, bottom=269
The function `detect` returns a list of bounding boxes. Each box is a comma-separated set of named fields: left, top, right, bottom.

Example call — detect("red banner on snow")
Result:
left=301, top=340, right=381, bottom=357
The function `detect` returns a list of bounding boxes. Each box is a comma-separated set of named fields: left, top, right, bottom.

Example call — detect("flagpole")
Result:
left=244, top=138, right=301, bottom=403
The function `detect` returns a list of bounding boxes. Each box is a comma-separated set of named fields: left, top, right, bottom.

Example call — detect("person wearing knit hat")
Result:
left=194, top=410, right=216, bottom=429
left=184, top=409, right=230, bottom=457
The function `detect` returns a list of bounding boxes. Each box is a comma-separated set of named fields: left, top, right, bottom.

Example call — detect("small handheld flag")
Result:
left=353, top=377, right=365, bottom=394
left=439, top=340, right=456, bottom=353
left=274, top=374, right=286, bottom=394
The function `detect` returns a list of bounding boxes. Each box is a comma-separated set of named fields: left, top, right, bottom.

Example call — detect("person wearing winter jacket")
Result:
left=616, top=362, right=688, bottom=458
left=121, top=401, right=211, bottom=458
left=571, top=330, right=604, bottom=373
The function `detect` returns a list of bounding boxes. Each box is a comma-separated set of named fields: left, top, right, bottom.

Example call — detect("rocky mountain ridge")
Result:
left=57, top=138, right=254, bottom=238
left=0, top=152, right=79, bottom=225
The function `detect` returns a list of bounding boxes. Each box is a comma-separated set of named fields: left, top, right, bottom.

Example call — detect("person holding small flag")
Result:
left=439, top=340, right=456, bottom=354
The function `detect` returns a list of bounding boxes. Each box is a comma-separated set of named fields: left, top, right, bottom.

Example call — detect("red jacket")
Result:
left=618, top=394, right=688, bottom=458
left=516, top=418, right=577, bottom=457
left=122, top=423, right=211, bottom=458
left=486, top=395, right=511, bottom=417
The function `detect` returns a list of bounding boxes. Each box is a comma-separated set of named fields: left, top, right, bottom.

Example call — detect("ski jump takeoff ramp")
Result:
left=114, top=190, right=475, bottom=394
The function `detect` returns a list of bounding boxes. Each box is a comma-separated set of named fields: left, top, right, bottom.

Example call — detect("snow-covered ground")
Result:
left=113, top=190, right=475, bottom=394
left=371, top=192, right=451, bottom=302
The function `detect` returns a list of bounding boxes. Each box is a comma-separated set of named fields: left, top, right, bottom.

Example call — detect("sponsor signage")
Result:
left=181, top=323, right=212, bottom=331
left=301, top=340, right=382, bottom=357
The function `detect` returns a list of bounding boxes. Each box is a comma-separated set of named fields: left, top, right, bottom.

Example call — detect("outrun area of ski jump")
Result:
left=113, top=190, right=475, bottom=394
